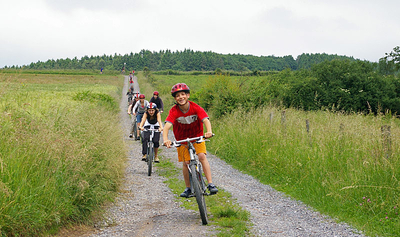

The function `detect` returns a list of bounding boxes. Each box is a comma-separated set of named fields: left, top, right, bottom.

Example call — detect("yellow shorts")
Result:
left=177, top=142, right=207, bottom=162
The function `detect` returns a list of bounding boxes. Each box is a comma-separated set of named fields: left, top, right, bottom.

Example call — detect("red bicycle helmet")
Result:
left=147, top=102, right=157, bottom=109
left=139, top=94, right=145, bottom=99
left=153, top=91, right=159, bottom=96
left=171, top=83, right=190, bottom=97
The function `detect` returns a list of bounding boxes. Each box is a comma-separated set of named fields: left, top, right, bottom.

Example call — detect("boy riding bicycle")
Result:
left=163, top=83, right=218, bottom=198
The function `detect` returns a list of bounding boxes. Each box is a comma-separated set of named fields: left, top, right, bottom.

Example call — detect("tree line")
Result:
left=190, top=46, right=400, bottom=117
left=192, top=60, right=400, bottom=118
left=12, top=49, right=358, bottom=72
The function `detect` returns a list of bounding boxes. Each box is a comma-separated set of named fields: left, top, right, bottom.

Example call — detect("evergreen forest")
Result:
left=11, top=49, right=358, bottom=72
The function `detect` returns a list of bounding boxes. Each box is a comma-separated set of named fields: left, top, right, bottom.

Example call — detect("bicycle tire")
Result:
left=198, top=163, right=207, bottom=191
left=133, top=122, right=138, bottom=140
left=147, top=142, right=154, bottom=176
left=190, top=163, right=208, bottom=225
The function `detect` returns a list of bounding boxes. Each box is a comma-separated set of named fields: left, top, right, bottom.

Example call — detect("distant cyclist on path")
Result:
left=149, top=91, right=164, bottom=113
left=128, top=94, right=149, bottom=140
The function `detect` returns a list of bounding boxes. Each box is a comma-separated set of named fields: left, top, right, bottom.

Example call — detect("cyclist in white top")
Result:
left=139, top=102, right=163, bottom=162
left=128, top=94, right=149, bottom=139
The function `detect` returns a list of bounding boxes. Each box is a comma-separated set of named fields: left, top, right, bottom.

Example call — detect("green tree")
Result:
left=99, top=59, right=106, bottom=69
left=384, top=46, right=400, bottom=67
left=380, top=46, right=400, bottom=74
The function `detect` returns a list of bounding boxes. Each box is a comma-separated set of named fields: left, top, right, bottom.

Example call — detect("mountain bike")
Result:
left=143, top=128, right=160, bottom=176
left=172, top=136, right=215, bottom=225
left=128, top=114, right=139, bottom=140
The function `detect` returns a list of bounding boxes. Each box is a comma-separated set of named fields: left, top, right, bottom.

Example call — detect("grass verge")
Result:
left=0, top=73, right=126, bottom=236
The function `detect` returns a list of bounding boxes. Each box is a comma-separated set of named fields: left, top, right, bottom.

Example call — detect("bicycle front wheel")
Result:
left=190, top=163, right=208, bottom=225
left=147, top=142, right=154, bottom=176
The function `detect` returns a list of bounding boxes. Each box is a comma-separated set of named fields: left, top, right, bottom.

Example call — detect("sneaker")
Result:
left=207, top=183, right=218, bottom=194
left=154, top=156, right=160, bottom=163
left=142, top=154, right=146, bottom=161
left=129, top=134, right=133, bottom=138
left=180, top=187, right=191, bottom=198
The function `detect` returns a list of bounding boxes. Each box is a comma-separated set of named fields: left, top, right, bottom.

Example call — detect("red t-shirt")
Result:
left=165, top=101, right=208, bottom=141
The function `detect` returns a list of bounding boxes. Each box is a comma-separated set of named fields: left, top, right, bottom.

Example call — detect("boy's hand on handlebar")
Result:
left=139, top=127, right=144, bottom=131
left=204, top=132, right=213, bottom=139
left=158, top=127, right=163, bottom=132
left=163, top=140, right=172, bottom=148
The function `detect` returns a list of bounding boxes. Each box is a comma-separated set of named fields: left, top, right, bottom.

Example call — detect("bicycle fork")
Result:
left=188, top=162, right=208, bottom=197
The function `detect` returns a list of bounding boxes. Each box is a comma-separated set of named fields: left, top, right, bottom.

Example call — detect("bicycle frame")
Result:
left=172, top=136, right=212, bottom=225
left=143, top=128, right=160, bottom=176
left=172, top=136, right=211, bottom=195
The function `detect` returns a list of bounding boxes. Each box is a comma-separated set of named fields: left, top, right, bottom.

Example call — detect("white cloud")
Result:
left=1, top=0, right=399, bottom=67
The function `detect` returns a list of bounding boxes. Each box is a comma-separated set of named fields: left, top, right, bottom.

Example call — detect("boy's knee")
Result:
left=198, top=153, right=207, bottom=161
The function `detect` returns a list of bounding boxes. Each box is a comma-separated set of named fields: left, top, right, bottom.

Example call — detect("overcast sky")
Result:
left=1, top=0, right=399, bottom=68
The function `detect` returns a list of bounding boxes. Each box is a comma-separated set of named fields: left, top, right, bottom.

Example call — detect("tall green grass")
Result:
left=208, top=107, right=400, bottom=236
left=0, top=74, right=126, bottom=236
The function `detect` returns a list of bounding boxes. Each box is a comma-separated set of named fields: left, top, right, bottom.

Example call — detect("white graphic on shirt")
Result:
left=176, top=115, right=198, bottom=124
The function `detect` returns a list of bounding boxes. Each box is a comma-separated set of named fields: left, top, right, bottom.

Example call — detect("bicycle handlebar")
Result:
left=142, top=128, right=161, bottom=132
left=171, top=134, right=214, bottom=147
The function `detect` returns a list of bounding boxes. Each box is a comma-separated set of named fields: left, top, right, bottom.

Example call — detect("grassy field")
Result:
left=147, top=72, right=400, bottom=237
left=3, top=70, right=399, bottom=236
left=0, top=72, right=126, bottom=236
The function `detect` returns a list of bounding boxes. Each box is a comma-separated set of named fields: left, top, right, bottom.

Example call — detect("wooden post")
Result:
left=269, top=113, right=274, bottom=123
left=306, top=119, right=312, bottom=146
left=281, top=110, right=286, bottom=133
left=339, top=123, right=345, bottom=132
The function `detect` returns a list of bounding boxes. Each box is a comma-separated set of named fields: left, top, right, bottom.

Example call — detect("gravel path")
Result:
left=89, top=76, right=366, bottom=237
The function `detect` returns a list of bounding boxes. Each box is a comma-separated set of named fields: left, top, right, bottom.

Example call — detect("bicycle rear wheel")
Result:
left=190, top=163, right=208, bottom=225
left=133, top=123, right=138, bottom=140
left=147, top=142, right=154, bottom=176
